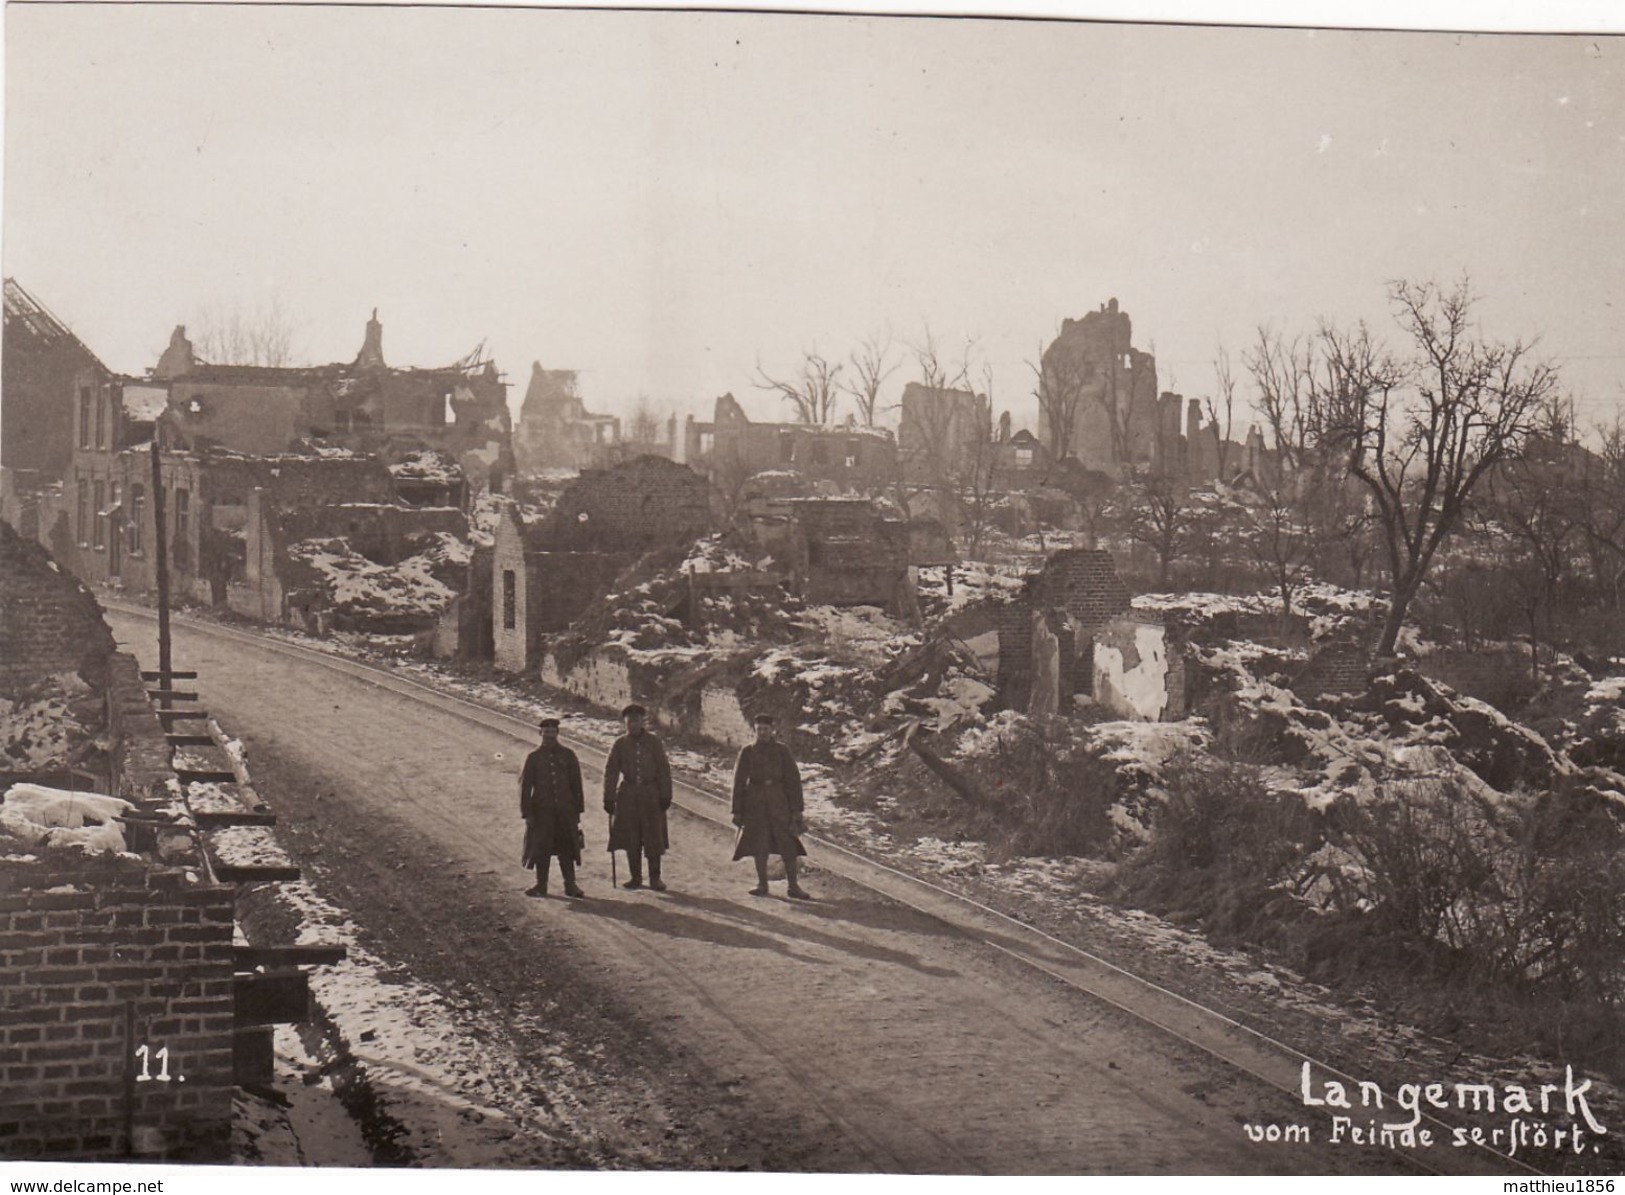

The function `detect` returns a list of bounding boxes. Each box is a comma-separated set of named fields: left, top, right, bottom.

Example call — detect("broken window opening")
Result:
left=93, top=481, right=106, bottom=548
left=502, top=570, right=517, bottom=631
left=130, top=485, right=146, bottom=554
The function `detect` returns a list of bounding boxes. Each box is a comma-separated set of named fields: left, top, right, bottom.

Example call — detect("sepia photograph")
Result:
left=2, top=0, right=1624, bottom=1181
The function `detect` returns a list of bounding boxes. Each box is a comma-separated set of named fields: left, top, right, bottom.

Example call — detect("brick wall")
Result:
left=0, top=519, right=115, bottom=699
left=1031, top=549, right=1131, bottom=636
left=997, top=550, right=1131, bottom=712
left=1296, top=643, right=1370, bottom=699
left=0, top=862, right=236, bottom=1161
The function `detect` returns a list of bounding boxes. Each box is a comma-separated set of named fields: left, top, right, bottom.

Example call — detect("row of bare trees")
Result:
left=752, top=333, right=904, bottom=426
left=1108, top=277, right=1603, bottom=662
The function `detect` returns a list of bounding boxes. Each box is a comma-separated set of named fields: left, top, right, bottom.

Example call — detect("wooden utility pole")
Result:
left=151, top=441, right=172, bottom=692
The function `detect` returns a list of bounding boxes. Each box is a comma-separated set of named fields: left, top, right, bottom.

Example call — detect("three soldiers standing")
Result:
left=519, top=705, right=812, bottom=900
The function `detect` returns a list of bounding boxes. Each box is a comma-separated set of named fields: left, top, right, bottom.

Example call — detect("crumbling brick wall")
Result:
left=0, top=519, right=115, bottom=699
left=1030, top=549, right=1131, bottom=635
left=1296, top=643, right=1370, bottom=699
left=996, top=549, right=1131, bottom=712
left=0, top=859, right=236, bottom=1161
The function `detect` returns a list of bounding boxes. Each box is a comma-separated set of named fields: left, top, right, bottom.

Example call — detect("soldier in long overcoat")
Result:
left=603, top=703, right=672, bottom=891
left=732, top=714, right=811, bottom=900
left=520, top=717, right=585, bottom=898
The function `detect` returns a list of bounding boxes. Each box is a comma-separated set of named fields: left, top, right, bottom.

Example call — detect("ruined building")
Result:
left=685, top=393, right=897, bottom=496
left=897, top=383, right=991, bottom=485
left=493, top=456, right=713, bottom=671
left=512, top=363, right=623, bottom=473
left=997, top=548, right=1187, bottom=722
left=1148, top=392, right=1271, bottom=487
left=1, top=280, right=115, bottom=536
left=1035, top=299, right=1160, bottom=474
left=150, top=311, right=513, bottom=489
left=741, top=496, right=920, bottom=618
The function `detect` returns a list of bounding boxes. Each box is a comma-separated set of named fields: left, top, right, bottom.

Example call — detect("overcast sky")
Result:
left=5, top=4, right=1624, bottom=437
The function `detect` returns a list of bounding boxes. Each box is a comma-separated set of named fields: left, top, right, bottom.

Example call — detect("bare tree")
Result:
left=1244, top=327, right=1315, bottom=473
left=192, top=298, right=300, bottom=366
left=957, top=363, right=1002, bottom=559
left=754, top=351, right=843, bottom=424
left=1323, top=278, right=1558, bottom=656
left=843, top=331, right=899, bottom=428
left=1577, top=414, right=1625, bottom=610
left=1031, top=336, right=1092, bottom=464
left=1206, top=345, right=1238, bottom=479
left=626, top=396, right=666, bottom=447
left=1127, top=478, right=1192, bottom=588
left=902, top=326, right=987, bottom=492
left=1244, top=486, right=1315, bottom=631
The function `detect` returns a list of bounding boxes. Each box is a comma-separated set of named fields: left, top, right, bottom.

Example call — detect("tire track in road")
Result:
left=105, top=604, right=1530, bottom=1175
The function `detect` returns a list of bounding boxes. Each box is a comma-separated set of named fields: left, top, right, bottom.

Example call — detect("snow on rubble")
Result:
left=288, top=537, right=457, bottom=619
left=0, top=784, right=132, bottom=855
left=2, top=672, right=97, bottom=771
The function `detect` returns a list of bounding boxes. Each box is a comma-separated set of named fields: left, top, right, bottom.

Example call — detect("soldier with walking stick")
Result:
left=603, top=703, right=673, bottom=891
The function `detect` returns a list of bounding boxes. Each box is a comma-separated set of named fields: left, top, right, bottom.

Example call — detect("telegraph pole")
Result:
left=150, top=440, right=172, bottom=689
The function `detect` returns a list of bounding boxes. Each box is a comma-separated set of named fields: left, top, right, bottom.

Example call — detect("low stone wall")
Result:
left=697, top=685, right=755, bottom=750
left=541, top=649, right=634, bottom=712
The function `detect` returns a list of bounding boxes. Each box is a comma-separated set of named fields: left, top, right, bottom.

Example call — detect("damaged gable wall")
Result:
left=0, top=520, right=116, bottom=698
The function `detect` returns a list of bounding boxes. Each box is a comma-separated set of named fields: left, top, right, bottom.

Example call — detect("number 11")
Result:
left=134, top=1043, right=171, bottom=1082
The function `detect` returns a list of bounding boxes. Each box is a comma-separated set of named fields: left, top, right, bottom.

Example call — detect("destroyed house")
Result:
left=492, top=456, right=713, bottom=671
left=150, top=311, right=513, bottom=489
left=743, top=496, right=916, bottom=617
left=686, top=393, right=897, bottom=492
left=1, top=280, right=114, bottom=526
left=512, top=363, right=621, bottom=473
left=997, top=548, right=1187, bottom=721
left=897, top=383, right=989, bottom=484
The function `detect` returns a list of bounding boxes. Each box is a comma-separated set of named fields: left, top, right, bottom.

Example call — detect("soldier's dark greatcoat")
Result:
left=521, top=741, right=584, bottom=869
left=731, top=740, right=806, bottom=861
left=603, top=730, right=672, bottom=857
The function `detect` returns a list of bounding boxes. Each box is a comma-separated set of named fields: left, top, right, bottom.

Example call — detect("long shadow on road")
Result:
left=659, top=891, right=961, bottom=978
left=561, top=892, right=828, bottom=965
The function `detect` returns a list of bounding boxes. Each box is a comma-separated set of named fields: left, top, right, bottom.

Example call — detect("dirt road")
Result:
left=106, top=610, right=1415, bottom=1174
